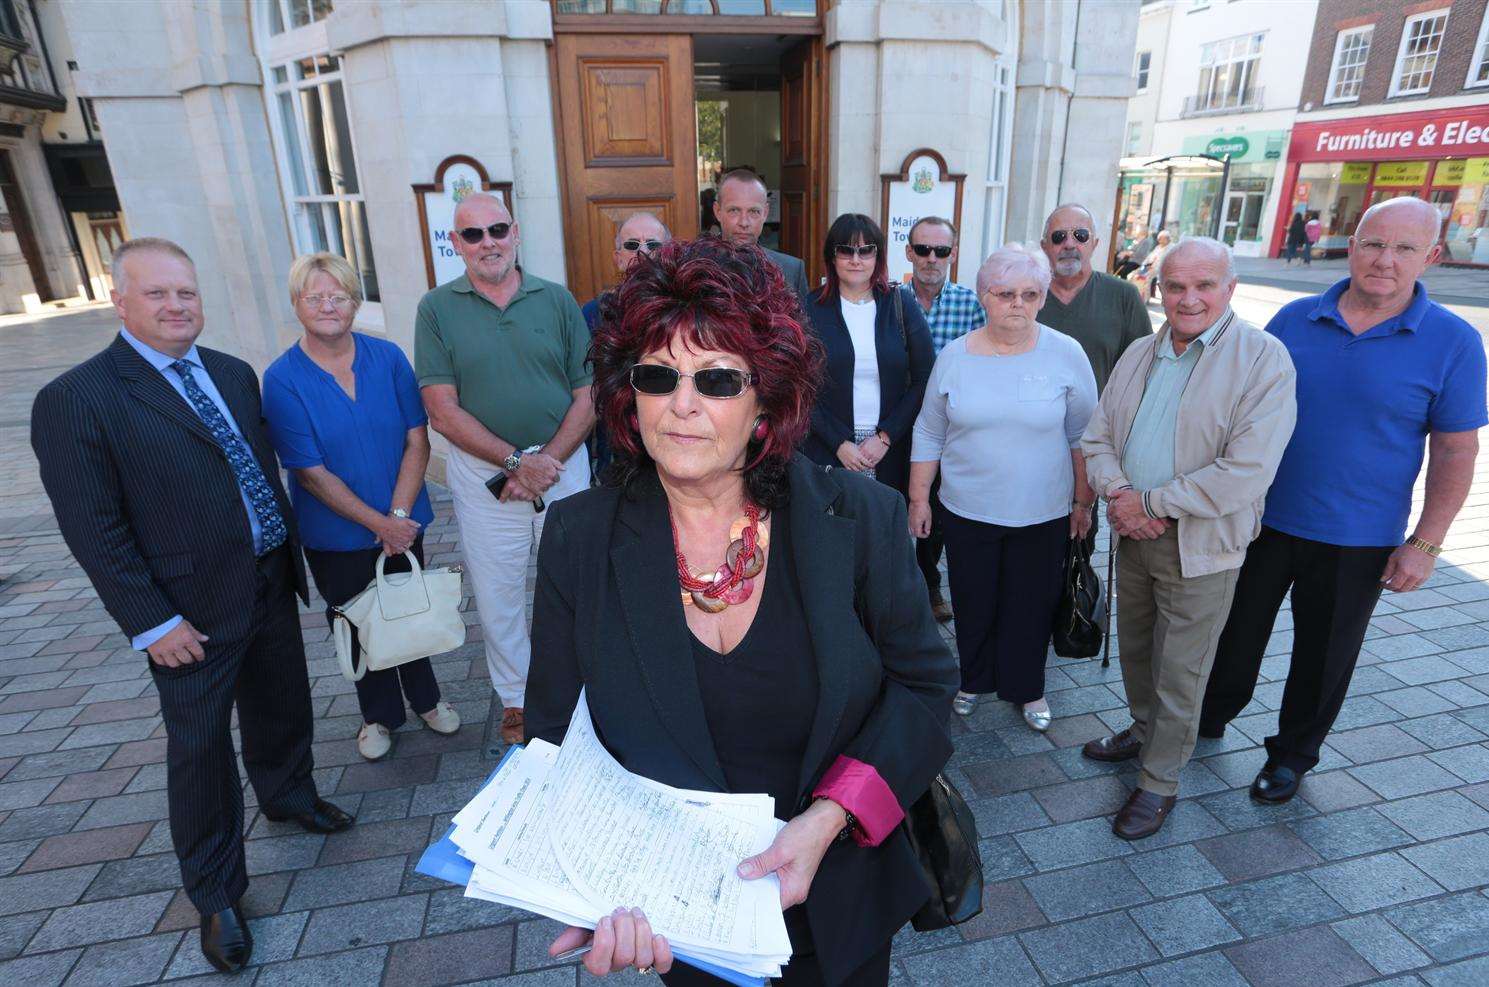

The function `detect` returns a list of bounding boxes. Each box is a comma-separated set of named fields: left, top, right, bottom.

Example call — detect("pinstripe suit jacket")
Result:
left=31, top=333, right=308, bottom=645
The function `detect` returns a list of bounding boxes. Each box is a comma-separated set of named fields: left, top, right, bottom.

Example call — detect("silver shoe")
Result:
left=952, top=692, right=977, bottom=716
left=1022, top=704, right=1052, bottom=732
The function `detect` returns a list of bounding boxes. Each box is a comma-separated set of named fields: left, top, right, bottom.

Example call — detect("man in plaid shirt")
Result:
left=900, top=216, right=985, bottom=621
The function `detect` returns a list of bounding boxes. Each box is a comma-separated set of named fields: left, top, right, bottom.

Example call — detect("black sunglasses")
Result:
left=834, top=243, right=878, bottom=259
left=630, top=364, right=755, bottom=399
left=456, top=222, right=513, bottom=244
left=910, top=244, right=954, bottom=259
left=621, top=238, right=664, bottom=252
left=1048, top=228, right=1091, bottom=246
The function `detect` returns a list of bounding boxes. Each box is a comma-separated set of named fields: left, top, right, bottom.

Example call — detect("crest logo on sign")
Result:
left=451, top=176, right=475, bottom=203
left=912, top=166, right=934, bottom=194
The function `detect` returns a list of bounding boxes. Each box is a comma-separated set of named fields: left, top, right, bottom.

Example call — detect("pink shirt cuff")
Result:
left=812, top=755, right=904, bottom=847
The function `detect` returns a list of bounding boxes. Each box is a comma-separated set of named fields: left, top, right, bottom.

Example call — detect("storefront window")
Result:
left=1294, top=162, right=1370, bottom=252
left=1435, top=159, right=1489, bottom=264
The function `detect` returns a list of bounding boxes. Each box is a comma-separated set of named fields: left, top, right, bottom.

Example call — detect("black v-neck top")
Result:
left=689, top=509, right=820, bottom=821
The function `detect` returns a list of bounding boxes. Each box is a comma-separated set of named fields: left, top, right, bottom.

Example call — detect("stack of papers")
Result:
left=437, top=690, right=793, bottom=983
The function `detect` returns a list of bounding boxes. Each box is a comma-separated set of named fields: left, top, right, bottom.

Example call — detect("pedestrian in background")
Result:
left=910, top=243, right=1096, bottom=731
left=1285, top=212, right=1309, bottom=265
left=262, top=252, right=459, bottom=763
left=801, top=213, right=933, bottom=499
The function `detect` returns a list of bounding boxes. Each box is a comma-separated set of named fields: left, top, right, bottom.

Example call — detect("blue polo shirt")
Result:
left=1262, top=278, right=1487, bottom=547
left=262, top=333, right=435, bottom=552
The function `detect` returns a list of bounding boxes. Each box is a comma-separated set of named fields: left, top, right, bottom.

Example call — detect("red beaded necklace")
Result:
left=672, top=503, right=766, bottom=613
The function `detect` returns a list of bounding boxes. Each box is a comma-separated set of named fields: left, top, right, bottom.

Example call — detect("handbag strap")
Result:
left=333, top=612, right=368, bottom=682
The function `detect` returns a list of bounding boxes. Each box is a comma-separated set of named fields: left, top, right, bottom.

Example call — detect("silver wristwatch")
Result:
left=502, top=450, right=523, bottom=473
left=390, top=508, right=410, bottom=519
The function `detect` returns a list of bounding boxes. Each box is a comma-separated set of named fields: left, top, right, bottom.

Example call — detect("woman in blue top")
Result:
left=263, top=253, right=459, bottom=761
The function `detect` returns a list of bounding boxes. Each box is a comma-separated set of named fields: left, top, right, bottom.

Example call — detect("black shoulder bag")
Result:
left=1052, top=536, right=1108, bottom=659
left=904, top=772, right=984, bottom=930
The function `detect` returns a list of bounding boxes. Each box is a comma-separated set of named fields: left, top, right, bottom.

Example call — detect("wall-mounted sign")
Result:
left=880, top=148, right=965, bottom=285
left=1373, top=161, right=1430, bottom=187
left=1340, top=162, right=1373, bottom=185
left=413, top=155, right=514, bottom=290
left=1290, top=106, right=1489, bottom=163
left=1206, top=136, right=1250, bottom=159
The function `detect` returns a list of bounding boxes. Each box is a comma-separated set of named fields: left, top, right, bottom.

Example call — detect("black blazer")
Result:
left=801, top=286, right=934, bottom=494
left=30, top=334, right=308, bottom=645
left=527, top=456, right=957, bottom=985
left=763, top=247, right=812, bottom=312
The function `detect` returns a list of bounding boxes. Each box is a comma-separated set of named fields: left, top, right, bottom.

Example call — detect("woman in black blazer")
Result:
left=526, top=238, right=957, bottom=986
left=800, top=213, right=934, bottom=497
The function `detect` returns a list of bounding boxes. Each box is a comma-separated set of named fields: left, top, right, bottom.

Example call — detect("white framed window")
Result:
left=254, top=1, right=380, bottom=308
left=1325, top=25, right=1372, bottom=103
left=980, top=60, right=1014, bottom=263
left=1135, top=50, right=1152, bottom=92
left=1467, top=4, right=1489, bottom=88
left=1126, top=121, right=1142, bottom=155
left=1390, top=9, right=1448, bottom=97
left=265, top=0, right=333, bottom=33
left=1194, top=32, right=1265, bottom=113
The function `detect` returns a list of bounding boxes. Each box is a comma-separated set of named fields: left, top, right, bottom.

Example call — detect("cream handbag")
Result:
left=332, top=552, right=465, bottom=682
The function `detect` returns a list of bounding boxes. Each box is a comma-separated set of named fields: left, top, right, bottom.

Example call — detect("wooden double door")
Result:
left=554, top=32, right=826, bottom=304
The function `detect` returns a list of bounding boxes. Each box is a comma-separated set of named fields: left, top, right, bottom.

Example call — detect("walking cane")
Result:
left=1102, top=521, right=1116, bottom=669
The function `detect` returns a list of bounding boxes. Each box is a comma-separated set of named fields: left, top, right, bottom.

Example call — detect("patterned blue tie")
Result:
left=170, top=359, right=288, bottom=554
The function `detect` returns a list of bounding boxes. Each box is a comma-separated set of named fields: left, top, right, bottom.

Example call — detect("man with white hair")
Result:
left=416, top=193, right=596, bottom=746
left=1081, top=236, right=1297, bottom=839
left=1201, top=196, right=1487, bottom=804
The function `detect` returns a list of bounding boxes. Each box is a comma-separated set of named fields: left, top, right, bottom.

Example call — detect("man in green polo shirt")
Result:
left=416, top=192, right=595, bottom=746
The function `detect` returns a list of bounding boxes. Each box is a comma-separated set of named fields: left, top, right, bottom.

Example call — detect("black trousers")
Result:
left=915, top=476, right=948, bottom=601
left=660, top=940, right=891, bottom=987
left=943, top=511, right=1068, bottom=702
left=302, top=535, right=441, bottom=729
left=150, top=545, right=318, bottom=914
left=1200, top=526, right=1393, bottom=774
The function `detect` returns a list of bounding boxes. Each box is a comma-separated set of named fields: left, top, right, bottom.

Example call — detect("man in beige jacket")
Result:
left=1080, top=237, right=1296, bottom=840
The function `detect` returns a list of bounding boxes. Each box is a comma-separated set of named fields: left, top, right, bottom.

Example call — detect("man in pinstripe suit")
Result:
left=31, top=238, right=354, bottom=973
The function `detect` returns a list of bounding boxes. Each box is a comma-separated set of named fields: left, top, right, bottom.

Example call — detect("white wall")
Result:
left=1153, top=0, right=1317, bottom=123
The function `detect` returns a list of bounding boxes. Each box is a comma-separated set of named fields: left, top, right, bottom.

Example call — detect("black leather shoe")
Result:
left=1250, top=765, right=1301, bottom=804
left=263, top=798, right=355, bottom=833
left=200, top=902, right=252, bottom=973
left=1198, top=723, right=1226, bottom=740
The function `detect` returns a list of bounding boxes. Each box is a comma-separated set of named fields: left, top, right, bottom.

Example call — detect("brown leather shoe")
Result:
left=1082, top=728, right=1142, bottom=762
left=500, top=707, right=525, bottom=746
left=1112, top=788, right=1176, bottom=840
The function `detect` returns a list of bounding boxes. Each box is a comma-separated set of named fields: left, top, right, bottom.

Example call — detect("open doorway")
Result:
left=553, top=26, right=824, bottom=303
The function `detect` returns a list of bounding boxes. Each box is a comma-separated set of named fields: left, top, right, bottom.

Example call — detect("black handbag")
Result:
left=1053, top=537, right=1108, bottom=659
left=904, top=773, right=984, bottom=931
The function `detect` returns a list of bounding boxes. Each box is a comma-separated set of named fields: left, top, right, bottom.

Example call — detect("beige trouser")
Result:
left=1116, top=526, right=1239, bottom=797
left=446, top=445, right=590, bottom=709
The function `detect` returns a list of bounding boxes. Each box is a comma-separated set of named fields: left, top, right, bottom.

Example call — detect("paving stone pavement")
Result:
left=1, top=293, right=1488, bottom=986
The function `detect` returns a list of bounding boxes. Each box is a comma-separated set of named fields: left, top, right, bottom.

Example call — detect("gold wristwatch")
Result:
left=1407, top=536, right=1442, bottom=557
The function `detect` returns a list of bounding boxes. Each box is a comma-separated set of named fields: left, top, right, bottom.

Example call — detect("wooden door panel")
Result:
left=556, top=34, right=697, bottom=304
left=581, top=61, right=669, bottom=164
left=779, top=38, right=826, bottom=290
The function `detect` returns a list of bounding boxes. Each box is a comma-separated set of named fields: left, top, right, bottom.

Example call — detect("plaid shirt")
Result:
left=901, top=281, right=986, bottom=354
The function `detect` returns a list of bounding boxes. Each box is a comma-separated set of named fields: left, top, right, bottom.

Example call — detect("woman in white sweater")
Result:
left=909, top=244, right=1097, bottom=730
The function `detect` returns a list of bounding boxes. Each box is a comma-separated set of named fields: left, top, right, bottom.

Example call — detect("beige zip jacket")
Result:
left=1081, top=308, right=1298, bottom=578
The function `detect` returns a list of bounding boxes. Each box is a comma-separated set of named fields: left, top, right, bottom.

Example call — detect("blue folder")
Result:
left=415, top=748, right=769, bottom=987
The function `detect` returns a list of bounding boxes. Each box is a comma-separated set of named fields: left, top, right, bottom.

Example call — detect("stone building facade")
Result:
left=55, top=0, right=1138, bottom=407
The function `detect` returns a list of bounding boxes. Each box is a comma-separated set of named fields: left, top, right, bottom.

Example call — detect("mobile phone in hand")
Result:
left=485, top=472, right=544, bottom=512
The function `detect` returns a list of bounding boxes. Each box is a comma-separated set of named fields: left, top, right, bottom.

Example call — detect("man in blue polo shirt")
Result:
left=1200, top=196, right=1487, bottom=804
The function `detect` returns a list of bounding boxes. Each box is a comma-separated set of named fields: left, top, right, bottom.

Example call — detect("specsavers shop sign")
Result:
left=1291, top=106, right=1489, bottom=162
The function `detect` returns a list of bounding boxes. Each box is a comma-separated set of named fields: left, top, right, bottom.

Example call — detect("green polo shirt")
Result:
left=414, top=271, right=592, bottom=451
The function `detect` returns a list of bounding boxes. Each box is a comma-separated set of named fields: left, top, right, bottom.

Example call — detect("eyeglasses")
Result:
left=630, top=364, right=755, bottom=399
left=620, top=238, right=664, bottom=253
left=301, top=293, right=354, bottom=309
left=1354, top=238, right=1426, bottom=258
left=984, top=289, right=1043, bottom=306
left=1048, top=228, right=1091, bottom=246
left=834, top=243, right=878, bottom=259
left=456, top=222, right=513, bottom=245
left=910, top=244, right=954, bottom=259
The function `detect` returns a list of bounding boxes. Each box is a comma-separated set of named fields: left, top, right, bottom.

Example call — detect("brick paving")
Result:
left=0, top=293, right=1487, bottom=985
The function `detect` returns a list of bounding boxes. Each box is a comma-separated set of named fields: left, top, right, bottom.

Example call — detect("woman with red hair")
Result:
left=526, top=237, right=957, bottom=985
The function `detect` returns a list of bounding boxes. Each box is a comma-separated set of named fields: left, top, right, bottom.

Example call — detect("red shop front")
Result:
left=1272, top=105, right=1489, bottom=267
